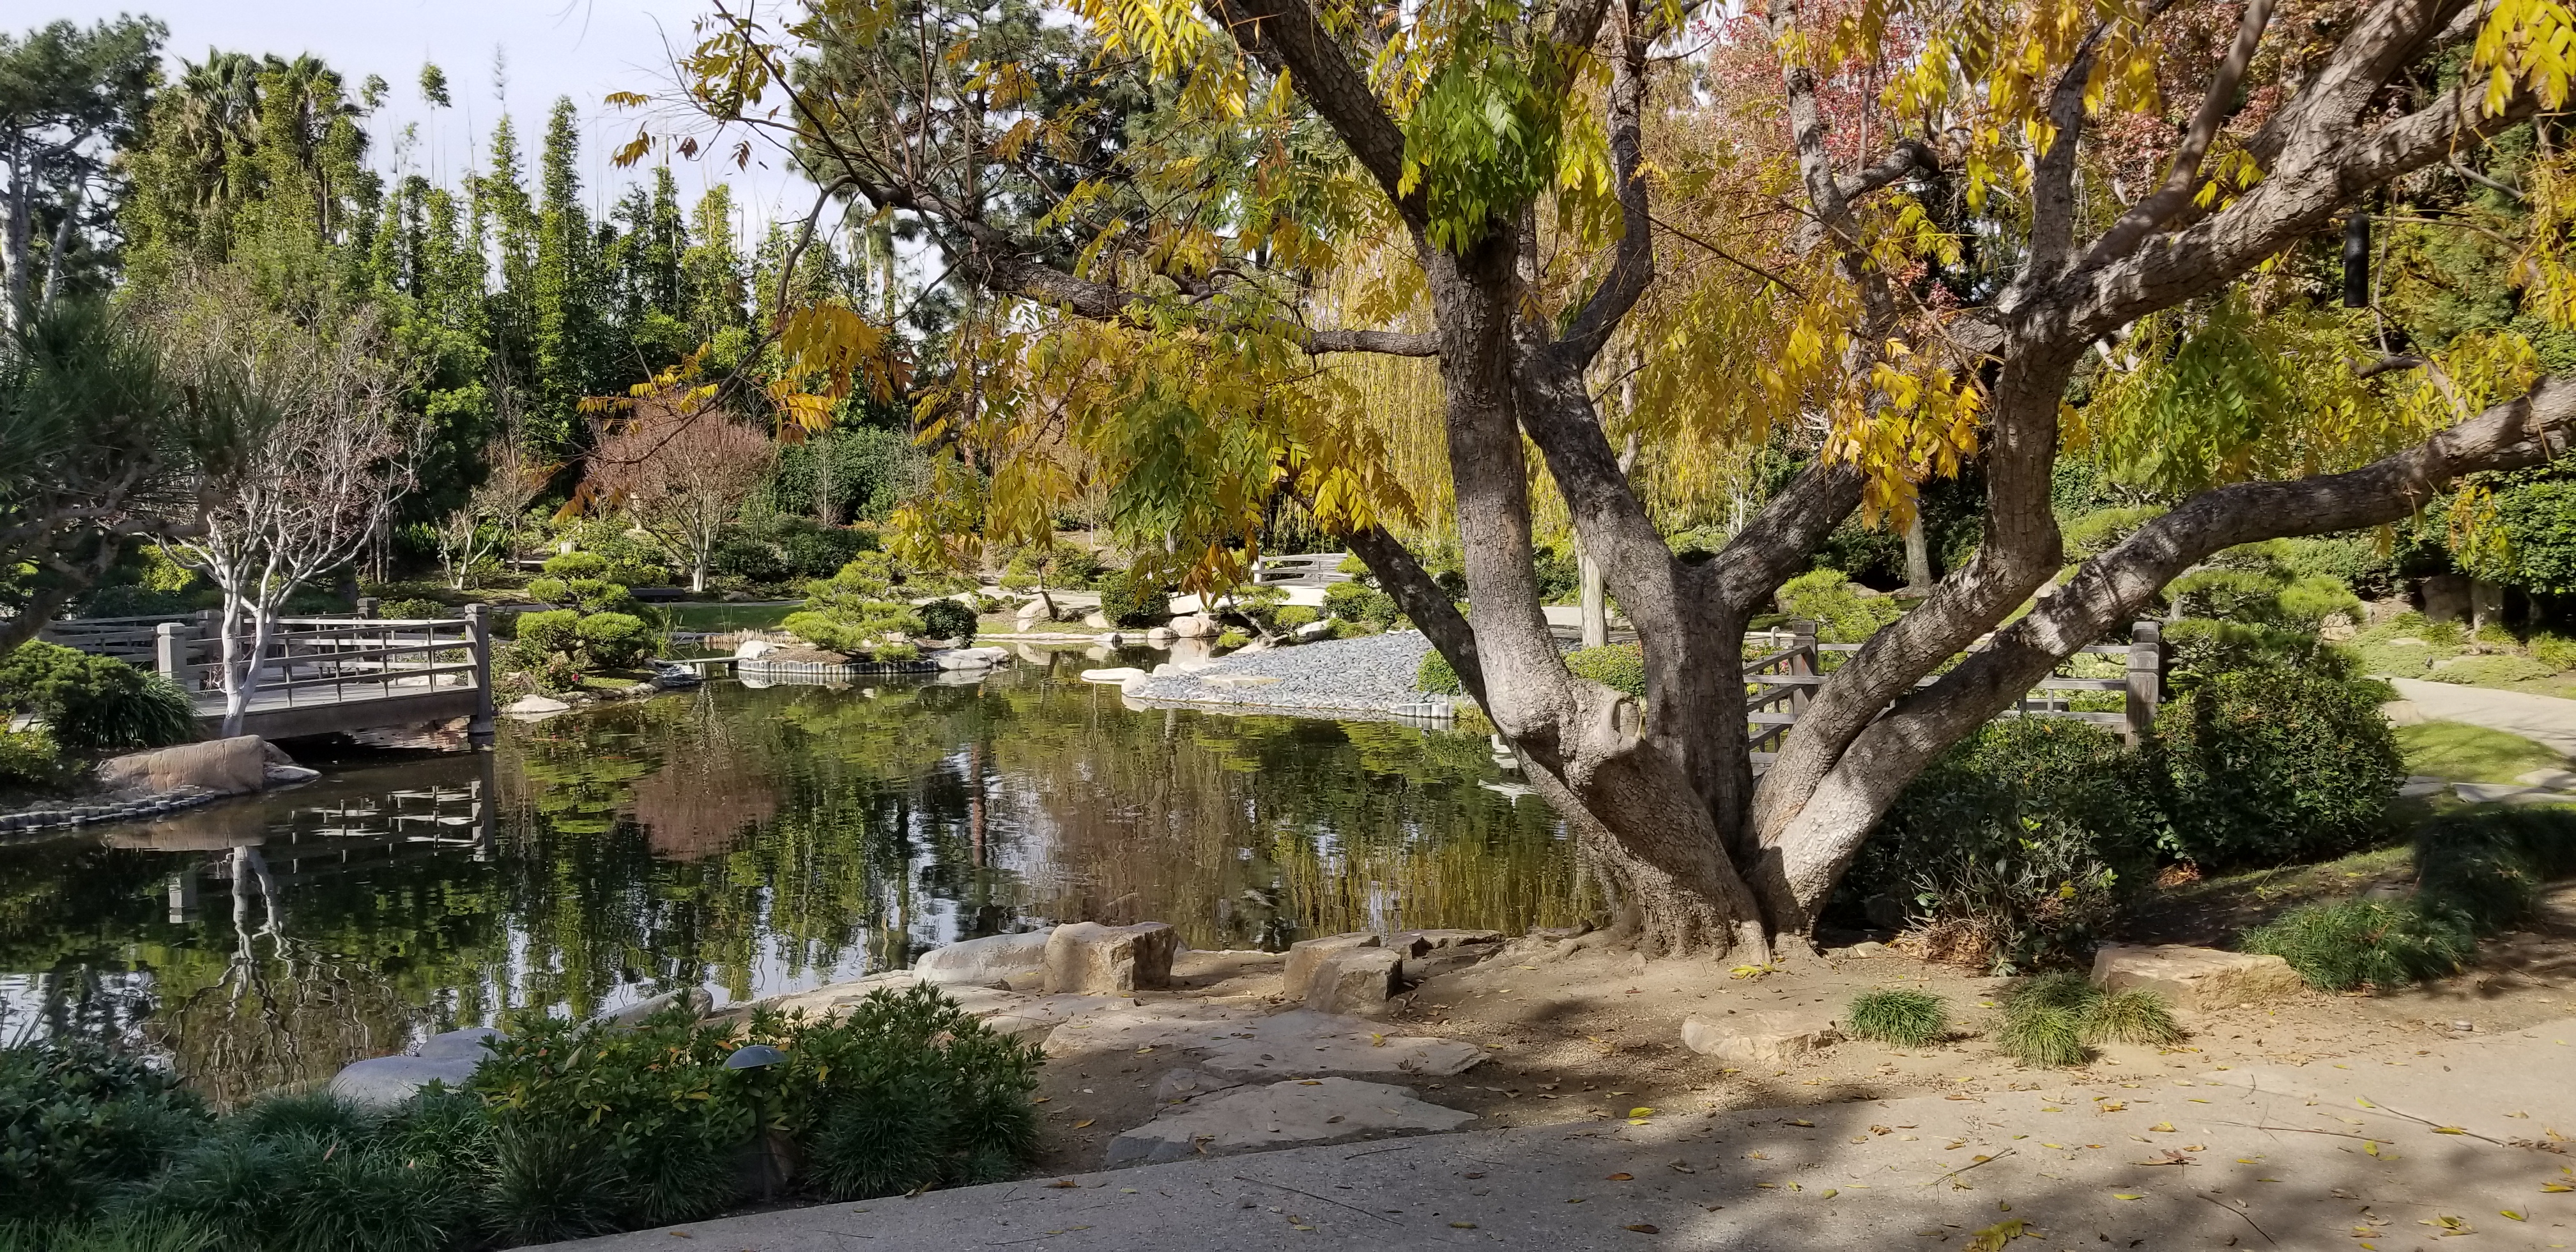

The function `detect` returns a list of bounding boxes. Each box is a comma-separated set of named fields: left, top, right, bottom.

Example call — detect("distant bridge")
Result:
left=42, top=606, right=498, bottom=745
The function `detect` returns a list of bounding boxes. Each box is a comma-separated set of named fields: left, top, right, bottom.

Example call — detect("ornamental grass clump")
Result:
left=2238, top=899, right=2473, bottom=991
left=1846, top=989, right=1947, bottom=1047
left=1993, top=973, right=2186, bottom=1067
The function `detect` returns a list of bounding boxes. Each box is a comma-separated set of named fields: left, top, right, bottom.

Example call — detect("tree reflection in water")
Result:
left=0, top=651, right=1580, bottom=1097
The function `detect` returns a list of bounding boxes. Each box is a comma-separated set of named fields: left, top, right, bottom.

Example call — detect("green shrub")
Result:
left=1274, top=606, right=1321, bottom=632
left=2427, top=654, right=2557, bottom=687
left=1993, top=975, right=2184, bottom=1065
left=525, top=576, right=633, bottom=615
left=1327, top=618, right=1372, bottom=639
left=0, top=643, right=197, bottom=754
left=2064, top=505, right=2166, bottom=558
left=783, top=526, right=875, bottom=577
left=513, top=609, right=581, bottom=658
left=1846, top=989, right=1947, bottom=1046
left=575, top=613, right=656, bottom=670
left=2241, top=899, right=2475, bottom=990
left=1097, top=572, right=1172, bottom=628
left=2157, top=668, right=2403, bottom=866
left=2532, top=633, right=2576, bottom=670
left=785, top=984, right=1042, bottom=1198
left=1777, top=568, right=1901, bottom=643
left=786, top=558, right=927, bottom=658
left=1214, top=629, right=1252, bottom=650
left=1565, top=643, right=1644, bottom=697
left=1334, top=554, right=1374, bottom=584
left=1324, top=581, right=1398, bottom=625
left=917, top=599, right=977, bottom=643
left=2168, top=567, right=2287, bottom=623
left=1418, top=648, right=1464, bottom=695
left=541, top=551, right=610, bottom=579
left=0, top=1040, right=209, bottom=1225
left=0, top=728, right=75, bottom=790
left=1857, top=718, right=2161, bottom=970
left=2420, top=618, right=2466, bottom=647
left=2274, top=574, right=2365, bottom=629
left=2161, top=618, right=2360, bottom=689
left=376, top=598, right=448, bottom=621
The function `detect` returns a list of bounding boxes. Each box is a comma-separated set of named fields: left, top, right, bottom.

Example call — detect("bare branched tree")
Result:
left=587, top=394, right=773, bottom=593
left=156, top=286, right=420, bottom=735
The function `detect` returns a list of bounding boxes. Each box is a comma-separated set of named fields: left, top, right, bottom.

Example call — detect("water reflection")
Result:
left=0, top=648, right=1577, bottom=1100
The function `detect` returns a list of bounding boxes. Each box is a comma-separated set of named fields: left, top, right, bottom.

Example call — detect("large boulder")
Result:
left=1283, top=932, right=1380, bottom=995
left=328, top=1027, right=503, bottom=1109
left=1105, top=1078, right=1474, bottom=1167
left=95, top=737, right=267, bottom=797
left=1303, top=947, right=1403, bottom=1018
left=2089, top=944, right=2306, bottom=1011
left=1680, top=1009, right=1841, bottom=1065
left=603, top=988, right=714, bottom=1028
left=915, top=929, right=1056, bottom=986
left=1043, top=921, right=1177, bottom=995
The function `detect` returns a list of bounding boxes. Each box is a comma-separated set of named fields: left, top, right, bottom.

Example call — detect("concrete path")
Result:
left=2388, top=676, right=2576, bottom=758
left=544, top=1018, right=2576, bottom=1251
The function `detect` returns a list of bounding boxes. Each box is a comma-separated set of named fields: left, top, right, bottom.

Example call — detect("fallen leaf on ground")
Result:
left=1072, top=1119, right=1095, bottom=1129
left=1624, top=1224, right=1660, bottom=1233
left=1965, top=1218, right=2025, bottom=1251
left=1607, top=1173, right=1633, bottom=1180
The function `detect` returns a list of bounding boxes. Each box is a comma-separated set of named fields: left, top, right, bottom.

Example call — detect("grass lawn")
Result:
left=656, top=602, right=799, bottom=633
left=2396, top=719, right=2568, bottom=783
left=2126, top=843, right=2417, bottom=944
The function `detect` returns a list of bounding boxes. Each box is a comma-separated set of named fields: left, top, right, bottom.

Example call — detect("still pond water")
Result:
left=0, top=647, right=1577, bottom=1103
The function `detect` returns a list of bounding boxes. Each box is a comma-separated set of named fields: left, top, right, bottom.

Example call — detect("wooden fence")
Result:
left=1744, top=619, right=2165, bottom=768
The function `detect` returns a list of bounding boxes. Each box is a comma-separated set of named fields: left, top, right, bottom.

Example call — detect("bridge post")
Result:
left=155, top=622, right=194, bottom=692
left=2124, top=620, right=2164, bottom=744
left=356, top=597, right=378, bottom=618
left=464, top=604, right=497, bottom=749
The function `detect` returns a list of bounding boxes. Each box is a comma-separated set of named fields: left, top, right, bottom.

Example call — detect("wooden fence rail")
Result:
left=1744, top=618, right=2165, bottom=770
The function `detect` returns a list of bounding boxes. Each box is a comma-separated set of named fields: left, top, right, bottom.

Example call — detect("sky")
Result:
left=34, top=0, right=809, bottom=233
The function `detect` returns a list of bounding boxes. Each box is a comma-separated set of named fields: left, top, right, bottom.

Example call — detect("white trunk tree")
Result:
left=160, top=304, right=417, bottom=737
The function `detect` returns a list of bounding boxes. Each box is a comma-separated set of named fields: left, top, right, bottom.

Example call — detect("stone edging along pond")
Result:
left=0, top=784, right=223, bottom=834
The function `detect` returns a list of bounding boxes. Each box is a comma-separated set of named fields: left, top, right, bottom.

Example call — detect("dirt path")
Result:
left=2388, top=678, right=2576, bottom=756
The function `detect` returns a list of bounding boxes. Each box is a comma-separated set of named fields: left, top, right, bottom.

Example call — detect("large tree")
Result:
left=0, top=16, right=162, bottom=330
left=647, top=0, right=2576, bottom=954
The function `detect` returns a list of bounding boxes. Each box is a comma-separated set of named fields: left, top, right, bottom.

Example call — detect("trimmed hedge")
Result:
left=0, top=643, right=197, bottom=754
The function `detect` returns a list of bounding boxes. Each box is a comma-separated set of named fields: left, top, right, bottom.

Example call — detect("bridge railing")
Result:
left=1252, top=553, right=1355, bottom=588
left=44, top=604, right=497, bottom=745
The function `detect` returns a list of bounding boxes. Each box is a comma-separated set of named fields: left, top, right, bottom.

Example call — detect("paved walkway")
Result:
left=546, top=1018, right=2576, bottom=1251
left=2389, top=676, right=2576, bottom=758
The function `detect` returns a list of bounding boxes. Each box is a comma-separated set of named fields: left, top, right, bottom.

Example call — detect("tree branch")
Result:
left=1200, top=0, right=1420, bottom=222
left=1547, top=0, right=1655, bottom=372
left=2080, top=0, right=2277, bottom=270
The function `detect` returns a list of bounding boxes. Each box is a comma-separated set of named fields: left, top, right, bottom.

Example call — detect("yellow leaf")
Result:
left=2503, top=1210, right=2526, bottom=1221
left=1965, top=1218, right=2025, bottom=1251
left=1073, top=1119, right=1095, bottom=1129
left=2113, top=1193, right=2143, bottom=1200
left=1630, top=1108, right=1654, bottom=1118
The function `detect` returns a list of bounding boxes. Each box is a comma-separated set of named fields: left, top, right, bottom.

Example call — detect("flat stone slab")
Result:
left=1103, top=1078, right=1473, bottom=1167
left=1045, top=1004, right=1487, bottom=1079
left=2090, top=943, right=2306, bottom=1011
left=1080, top=667, right=1144, bottom=683
left=914, top=928, right=1055, bottom=986
left=2515, top=767, right=2576, bottom=789
left=2397, top=777, right=2450, bottom=798
left=1681, top=1009, right=1841, bottom=1065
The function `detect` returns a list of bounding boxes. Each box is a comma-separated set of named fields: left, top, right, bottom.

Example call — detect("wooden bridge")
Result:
left=42, top=606, right=498, bottom=746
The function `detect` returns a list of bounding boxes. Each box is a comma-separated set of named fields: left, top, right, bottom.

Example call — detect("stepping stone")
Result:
left=1080, top=667, right=1146, bottom=683
left=2089, top=944, right=2304, bottom=1011
left=1283, top=932, right=1379, bottom=994
left=1043, top=922, right=1177, bottom=994
left=2455, top=782, right=2538, bottom=802
left=1103, top=1078, right=1474, bottom=1167
left=1303, top=947, right=1402, bottom=1018
left=1681, top=1009, right=1841, bottom=1065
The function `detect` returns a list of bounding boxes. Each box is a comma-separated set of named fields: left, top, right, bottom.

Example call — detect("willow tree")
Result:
left=643, top=0, right=2576, bottom=955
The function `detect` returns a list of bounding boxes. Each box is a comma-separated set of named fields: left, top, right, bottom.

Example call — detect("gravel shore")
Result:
left=1128, top=630, right=1439, bottom=715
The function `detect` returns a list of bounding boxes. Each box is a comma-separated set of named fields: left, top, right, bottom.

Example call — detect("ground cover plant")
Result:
left=2396, top=722, right=2568, bottom=785
left=2242, top=807, right=2576, bottom=990
left=0, top=984, right=1041, bottom=1251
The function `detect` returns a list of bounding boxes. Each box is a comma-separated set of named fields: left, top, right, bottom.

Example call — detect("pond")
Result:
left=0, top=646, right=1578, bottom=1104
